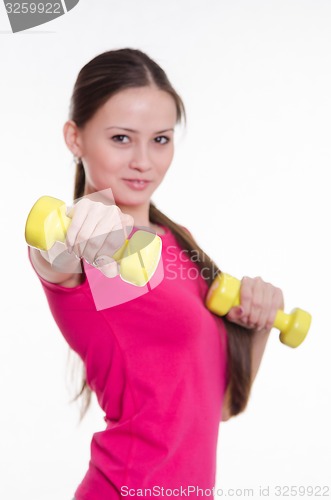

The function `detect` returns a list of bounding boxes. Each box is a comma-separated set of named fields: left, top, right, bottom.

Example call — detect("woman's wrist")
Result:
left=40, top=242, right=83, bottom=274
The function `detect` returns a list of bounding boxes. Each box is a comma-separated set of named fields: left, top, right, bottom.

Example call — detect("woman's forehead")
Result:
left=93, top=87, right=177, bottom=129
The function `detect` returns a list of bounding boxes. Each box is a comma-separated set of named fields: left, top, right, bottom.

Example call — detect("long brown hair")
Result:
left=67, top=48, right=253, bottom=422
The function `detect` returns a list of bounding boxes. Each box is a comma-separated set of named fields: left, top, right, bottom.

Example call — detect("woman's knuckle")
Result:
left=252, top=298, right=262, bottom=309
left=273, top=287, right=284, bottom=305
left=239, top=287, right=249, bottom=300
left=78, top=228, right=91, bottom=244
left=109, top=206, right=121, bottom=223
left=112, top=204, right=121, bottom=215
left=78, top=198, right=89, bottom=209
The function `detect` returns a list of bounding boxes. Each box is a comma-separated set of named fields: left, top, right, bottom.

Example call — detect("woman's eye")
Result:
left=154, top=136, right=170, bottom=145
left=112, top=135, right=129, bottom=143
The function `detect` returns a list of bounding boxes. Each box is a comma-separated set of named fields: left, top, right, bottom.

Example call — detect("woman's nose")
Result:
left=129, top=145, right=152, bottom=171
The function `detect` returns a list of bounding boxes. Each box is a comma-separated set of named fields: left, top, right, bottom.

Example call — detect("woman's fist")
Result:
left=226, top=276, right=284, bottom=333
left=65, top=192, right=134, bottom=278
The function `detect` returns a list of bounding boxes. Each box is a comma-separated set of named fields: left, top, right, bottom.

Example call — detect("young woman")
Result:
left=28, top=48, right=284, bottom=499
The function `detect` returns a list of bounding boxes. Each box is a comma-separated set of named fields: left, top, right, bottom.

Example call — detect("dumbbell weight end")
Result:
left=276, top=308, right=312, bottom=348
left=25, top=196, right=71, bottom=251
left=206, top=273, right=241, bottom=315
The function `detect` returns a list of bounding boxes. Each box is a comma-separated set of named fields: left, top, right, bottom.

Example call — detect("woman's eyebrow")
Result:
left=105, top=126, right=174, bottom=134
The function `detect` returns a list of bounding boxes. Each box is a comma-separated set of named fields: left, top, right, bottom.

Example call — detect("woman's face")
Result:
left=72, top=85, right=177, bottom=206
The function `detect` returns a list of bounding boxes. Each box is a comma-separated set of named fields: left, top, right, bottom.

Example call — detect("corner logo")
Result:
left=4, top=0, right=80, bottom=33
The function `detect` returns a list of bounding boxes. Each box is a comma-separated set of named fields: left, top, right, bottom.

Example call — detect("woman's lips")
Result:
left=122, top=179, right=152, bottom=190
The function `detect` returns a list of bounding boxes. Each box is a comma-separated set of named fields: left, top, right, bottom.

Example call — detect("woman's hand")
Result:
left=226, top=276, right=284, bottom=333
left=65, top=194, right=134, bottom=278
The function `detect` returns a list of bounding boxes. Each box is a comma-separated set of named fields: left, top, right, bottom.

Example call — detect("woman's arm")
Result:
left=221, top=276, right=284, bottom=421
left=29, top=246, right=84, bottom=288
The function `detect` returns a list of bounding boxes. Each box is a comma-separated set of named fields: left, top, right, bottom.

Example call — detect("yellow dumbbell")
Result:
left=25, top=196, right=162, bottom=287
left=206, top=273, right=311, bottom=348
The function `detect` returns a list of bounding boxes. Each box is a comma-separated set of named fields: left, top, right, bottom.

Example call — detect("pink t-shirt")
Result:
left=29, top=225, right=228, bottom=499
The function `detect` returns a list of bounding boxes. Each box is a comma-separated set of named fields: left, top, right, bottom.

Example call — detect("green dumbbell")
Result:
left=206, top=273, right=311, bottom=348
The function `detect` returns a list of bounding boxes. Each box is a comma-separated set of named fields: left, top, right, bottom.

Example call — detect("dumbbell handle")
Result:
left=206, top=273, right=312, bottom=348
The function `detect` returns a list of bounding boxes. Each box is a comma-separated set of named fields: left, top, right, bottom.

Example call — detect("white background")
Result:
left=1, top=1, right=330, bottom=499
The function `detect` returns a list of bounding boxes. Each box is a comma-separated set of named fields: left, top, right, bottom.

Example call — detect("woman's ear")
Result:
left=63, top=120, right=83, bottom=157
